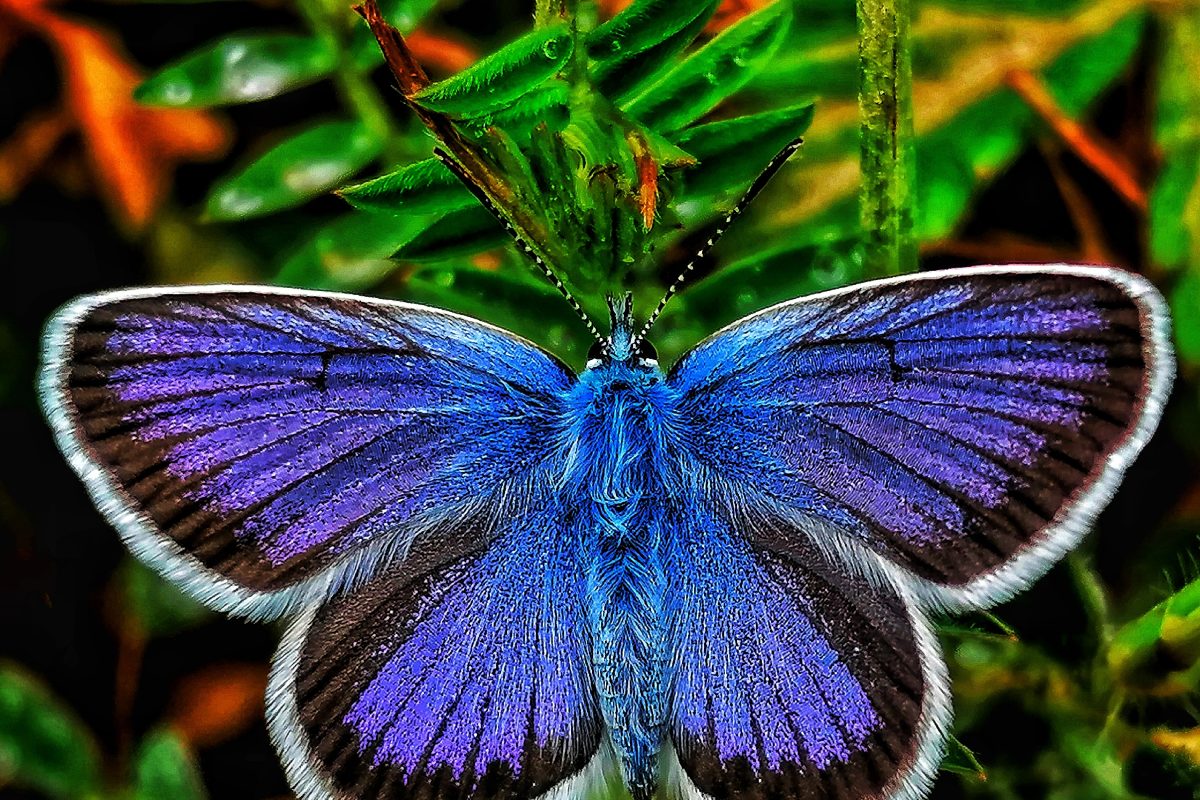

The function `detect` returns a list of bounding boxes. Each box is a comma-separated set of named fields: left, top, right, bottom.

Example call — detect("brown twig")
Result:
left=114, top=621, right=146, bottom=769
left=1006, top=68, right=1146, bottom=211
left=923, top=233, right=1085, bottom=265
left=354, top=0, right=561, bottom=265
left=0, top=104, right=72, bottom=200
left=1039, top=139, right=1113, bottom=264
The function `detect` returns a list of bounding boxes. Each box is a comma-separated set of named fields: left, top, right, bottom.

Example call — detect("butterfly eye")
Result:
left=587, top=340, right=606, bottom=361
left=637, top=339, right=657, bottom=361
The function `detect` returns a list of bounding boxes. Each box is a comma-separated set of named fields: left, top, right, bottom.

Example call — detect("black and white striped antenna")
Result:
left=433, top=148, right=607, bottom=349
left=632, top=137, right=804, bottom=350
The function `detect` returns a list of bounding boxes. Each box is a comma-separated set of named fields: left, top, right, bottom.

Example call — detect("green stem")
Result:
left=294, top=0, right=403, bottom=164
left=857, top=0, right=917, bottom=275
left=535, top=0, right=568, bottom=26
left=1069, top=552, right=1114, bottom=648
left=333, top=64, right=405, bottom=163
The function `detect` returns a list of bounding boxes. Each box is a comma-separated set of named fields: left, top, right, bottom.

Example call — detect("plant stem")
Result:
left=857, top=0, right=917, bottom=275
left=535, top=0, right=568, bottom=26
left=294, top=0, right=403, bottom=164
left=332, top=62, right=405, bottom=163
left=1069, top=552, right=1114, bottom=648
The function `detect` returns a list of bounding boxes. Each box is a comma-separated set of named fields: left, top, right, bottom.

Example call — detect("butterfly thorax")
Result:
left=562, top=355, right=678, bottom=800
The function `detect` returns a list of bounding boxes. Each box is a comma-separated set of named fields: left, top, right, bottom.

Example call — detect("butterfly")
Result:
left=38, top=255, right=1173, bottom=800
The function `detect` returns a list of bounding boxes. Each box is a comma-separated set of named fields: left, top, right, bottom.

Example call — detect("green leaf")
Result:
left=623, top=1, right=792, bottom=133
left=1149, top=7, right=1200, bottom=271
left=118, top=558, right=211, bottom=636
left=654, top=232, right=865, bottom=363
left=206, top=120, right=381, bottom=221
left=941, top=734, right=988, bottom=780
left=339, top=158, right=473, bottom=216
left=135, top=33, right=337, bottom=107
left=587, top=0, right=721, bottom=101
left=392, top=205, right=507, bottom=262
left=675, top=102, right=815, bottom=202
left=0, top=664, right=102, bottom=800
left=1170, top=271, right=1200, bottom=367
left=406, top=263, right=588, bottom=357
left=913, top=146, right=973, bottom=240
left=1149, top=145, right=1200, bottom=270
left=275, top=211, right=432, bottom=290
left=377, top=0, right=439, bottom=32
left=413, top=24, right=574, bottom=116
left=748, top=7, right=1147, bottom=250
left=457, top=82, right=572, bottom=136
left=132, top=729, right=207, bottom=800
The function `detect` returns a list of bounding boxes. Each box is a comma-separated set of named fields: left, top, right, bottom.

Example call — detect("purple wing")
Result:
left=666, top=505, right=947, bottom=800
left=670, top=266, right=1172, bottom=608
left=268, top=499, right=605, bottom=800
left=39, top=287, right=571, bottom=619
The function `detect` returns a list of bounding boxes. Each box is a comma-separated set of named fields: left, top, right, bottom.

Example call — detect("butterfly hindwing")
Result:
left=670, top=266, right=1173, bottom=608
left=666, top=505, right=947, bottom=800
left=40, top=287, right=571, bottom=619
left=268, top=500, right=607, bottom=800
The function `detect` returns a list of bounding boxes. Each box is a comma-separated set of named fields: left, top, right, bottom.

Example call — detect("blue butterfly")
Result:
left=38, top=150, right=1173, bottom=799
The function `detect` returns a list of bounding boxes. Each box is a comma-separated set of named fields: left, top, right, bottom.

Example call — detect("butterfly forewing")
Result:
left=665, top=505, right=946, bottom=800
left=269, top=501, right=605, bottom=800
left=40, top=287, right=571, bottom=619
left=670, top=266, right=1172, bottom=609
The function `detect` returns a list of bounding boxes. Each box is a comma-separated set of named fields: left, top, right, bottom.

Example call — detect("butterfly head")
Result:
left=585, top=293, right=658, bottom=371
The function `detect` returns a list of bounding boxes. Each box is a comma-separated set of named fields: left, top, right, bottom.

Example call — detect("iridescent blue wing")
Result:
left=39, top=287, right=571, bottom=620
left=665, top=505, right=947, bottom=800
left=669, top=266, right=1172, bottom=608
left=268, top=497, right=609, bottom=800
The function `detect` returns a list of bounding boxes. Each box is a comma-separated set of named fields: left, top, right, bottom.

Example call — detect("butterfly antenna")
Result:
left=432, top=148, right=606, bottom=348
left=633, top=137, right=804, bottom=348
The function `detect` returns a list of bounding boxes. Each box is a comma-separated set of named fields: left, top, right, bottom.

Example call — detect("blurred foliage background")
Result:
left=1, top=0, right=1199, bottom=797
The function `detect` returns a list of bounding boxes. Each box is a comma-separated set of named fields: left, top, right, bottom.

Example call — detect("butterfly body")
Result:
left=40, top=266, right=1174, bottom=800
left=563, top=301, right=678, bottom=798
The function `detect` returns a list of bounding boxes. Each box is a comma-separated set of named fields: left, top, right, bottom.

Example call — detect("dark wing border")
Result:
left=38, top=285, right=573, bottom=621
left=662, top=528, right=951, bottom=800
left=670, top=265, right=1174, bottom=611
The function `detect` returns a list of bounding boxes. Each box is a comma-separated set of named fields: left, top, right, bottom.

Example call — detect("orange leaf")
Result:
left=169, top=663, right=267, bottom=749
left=707, top=0, right=770, bottom=33
left=37, top=15, right=229, bottom=228
left=0, top=104, right=71, bottom=200
left=405, top=29, right=478, bottom=75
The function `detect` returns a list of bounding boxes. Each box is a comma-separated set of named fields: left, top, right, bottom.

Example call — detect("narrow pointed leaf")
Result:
left=406, top=264, right=592, bottom=359
left=664, top=232, right=866, bottom=359
left=0, top=665, right=103, bottom=800
left=392, top=205, right=507, bottom=262
left=1171, top=272, right=1200, bottom=366
left=624, top=1, right=792, bottom=133
left=1149, top=8, right=1200, bottom=271
left=413, top=23, right=573, bottom=116
left=206, top=120, right=381, bottom=221
left=132, top=729, right=207, bottom=800
left=135, top=33, right=337, bottom=107
left=339, top=157, right=473, bottom=216
left=676, top=102, right=815, bottom=201
left=753, top=9, right=1146, bottom=246
left=1149, top=146, right=1200, bottom=270
left=588, top=0, right=720, bottom=101
left=275, top=211, right=432, bottom=289
left=458, top=81, right=572, bottom=136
